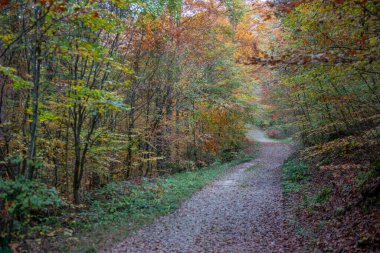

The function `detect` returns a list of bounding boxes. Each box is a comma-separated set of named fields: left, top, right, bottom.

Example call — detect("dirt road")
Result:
left=104, top=131, right=294, bottom=253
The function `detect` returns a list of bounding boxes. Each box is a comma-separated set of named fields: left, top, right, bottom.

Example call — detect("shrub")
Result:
left=0, top=178, right=64, bottom=248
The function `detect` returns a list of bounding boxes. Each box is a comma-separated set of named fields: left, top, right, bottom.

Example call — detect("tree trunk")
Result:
left=26, top=3, right=42, bottom=180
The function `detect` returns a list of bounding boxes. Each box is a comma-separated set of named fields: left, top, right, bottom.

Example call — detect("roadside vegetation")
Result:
left=282, top=156, right=379, bottom=252
left=259, top=0, right=380, bottom=251
left=1, top=153, right=254, bottom=252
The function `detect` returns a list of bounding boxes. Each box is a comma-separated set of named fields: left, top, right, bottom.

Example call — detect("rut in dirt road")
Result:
left=104, top=141, right=294, bottom=253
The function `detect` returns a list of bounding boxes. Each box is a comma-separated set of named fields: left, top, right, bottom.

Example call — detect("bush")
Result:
left=0, top=178, right=64, bottom=248
left=220, top=148, right=241, bottom=162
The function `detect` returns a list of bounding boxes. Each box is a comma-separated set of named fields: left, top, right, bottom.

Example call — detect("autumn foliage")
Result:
left=0, top=0, right=255, bottom=248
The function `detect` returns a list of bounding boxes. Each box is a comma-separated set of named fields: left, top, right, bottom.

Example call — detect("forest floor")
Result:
left=103, top=130, right=300, bottom=253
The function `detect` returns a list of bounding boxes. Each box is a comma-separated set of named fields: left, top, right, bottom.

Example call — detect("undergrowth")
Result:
left=282, top=159, right=310, bottom=193
left=54, top=155, right=255, bottom=252
left=282, top=152, right=380, bottom=252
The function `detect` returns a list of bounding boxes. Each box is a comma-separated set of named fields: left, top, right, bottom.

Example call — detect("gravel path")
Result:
left=104, top=138, right=294, bottom=253
left=246, top=126, right=280, bottom=143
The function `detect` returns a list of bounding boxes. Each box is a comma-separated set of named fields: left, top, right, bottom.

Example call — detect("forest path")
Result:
left=246, top=126, right=280, bottom=143
left=104, top=132, right=294, bottom=253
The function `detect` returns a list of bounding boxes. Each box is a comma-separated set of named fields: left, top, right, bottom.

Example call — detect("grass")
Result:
left=57, top=155, right=255, bottom=252
left=282, top=158, right=333, bottom=206
left=282, top=157, right=336, bottom=248
left=356, top=164, right=380, bottom=190
left=300, top=186, right=333, bottom=209
left=313, top=187, right=333, bottom=204
left=282, top=159, right=310, bottom=193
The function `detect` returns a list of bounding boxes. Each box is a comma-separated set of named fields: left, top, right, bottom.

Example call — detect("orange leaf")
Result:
left=0, top=0, right=10, bottom=7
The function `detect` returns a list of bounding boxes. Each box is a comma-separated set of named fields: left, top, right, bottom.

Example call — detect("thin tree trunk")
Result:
left=26, top=2, right=42, bottom=179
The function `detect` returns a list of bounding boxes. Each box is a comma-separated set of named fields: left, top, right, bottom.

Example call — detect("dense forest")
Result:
left=0, top=0, right=379, bottom=252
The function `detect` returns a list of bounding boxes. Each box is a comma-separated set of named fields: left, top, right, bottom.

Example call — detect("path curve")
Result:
left=104, top=133, right=294, bottom=253
left=246, top=126, right=280, bottom=143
